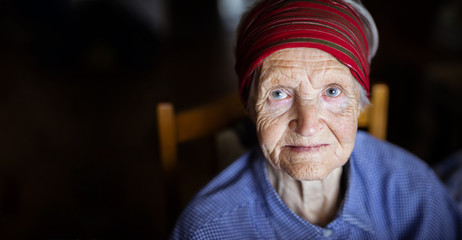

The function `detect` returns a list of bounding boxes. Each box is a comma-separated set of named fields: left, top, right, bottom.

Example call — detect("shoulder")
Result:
left=351, top=131, right=438, bottom=198
left=350, top=131, right=462, bottom=238
left=171, top=149, right=264, bottom=239
left=352, top=131, right=431, bottom=178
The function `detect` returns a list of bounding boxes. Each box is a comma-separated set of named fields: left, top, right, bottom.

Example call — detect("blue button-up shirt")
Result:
left=172, top=131, right=462, bottom=239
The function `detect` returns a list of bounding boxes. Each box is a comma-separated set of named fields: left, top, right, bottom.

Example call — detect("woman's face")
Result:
left=251, top=48, right=360, bottom=181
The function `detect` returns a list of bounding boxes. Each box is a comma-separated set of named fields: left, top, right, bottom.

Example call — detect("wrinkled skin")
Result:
left=250, top=48, right=361, bottom=181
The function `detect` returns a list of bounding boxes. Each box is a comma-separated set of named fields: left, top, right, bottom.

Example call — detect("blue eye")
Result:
left=271, top=89, right=288, bottom=100
left=325, top=87, right=341, bottom=97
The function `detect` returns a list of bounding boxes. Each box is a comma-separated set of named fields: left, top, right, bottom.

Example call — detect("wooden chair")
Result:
left=156, top=92, right=247, bottom=231
left=157, top=83, right=389, bottom=229
left=157, top=92, right=247, bottom=176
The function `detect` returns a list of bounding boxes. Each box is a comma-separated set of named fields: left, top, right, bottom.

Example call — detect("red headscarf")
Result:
left=235, top=0, right=371, bottom=105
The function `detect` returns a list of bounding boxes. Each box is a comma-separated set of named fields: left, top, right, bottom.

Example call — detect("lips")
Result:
left=284, top=144, right=329, bottom=152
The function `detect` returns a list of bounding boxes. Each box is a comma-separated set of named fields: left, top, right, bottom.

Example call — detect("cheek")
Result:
left=254, top=96, right=292, bottom=143
left=255, top=112, right=287, bottom=148
left=321, top=96, right=359, bottom=143
left=255, top=104, right=294, bottom=166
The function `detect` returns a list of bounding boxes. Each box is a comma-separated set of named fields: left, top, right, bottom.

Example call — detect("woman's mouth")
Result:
left=284, top=144, right=329, bottom=153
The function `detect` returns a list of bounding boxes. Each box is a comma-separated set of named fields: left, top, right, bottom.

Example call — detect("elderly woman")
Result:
left=172, top=0, right=462, bottom=239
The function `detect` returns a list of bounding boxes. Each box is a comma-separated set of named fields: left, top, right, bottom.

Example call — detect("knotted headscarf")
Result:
left=235, top=0, right=377, bottom=105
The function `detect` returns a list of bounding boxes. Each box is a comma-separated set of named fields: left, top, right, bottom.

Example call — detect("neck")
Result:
left=266, top=163, right=343, bottom=227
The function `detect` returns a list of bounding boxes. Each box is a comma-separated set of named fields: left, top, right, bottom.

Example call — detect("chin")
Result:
left=281, top=161, right=333, bottom=181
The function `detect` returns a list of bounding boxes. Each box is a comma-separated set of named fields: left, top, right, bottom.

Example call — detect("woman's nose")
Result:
left=289, top=104, right=322, bottom=137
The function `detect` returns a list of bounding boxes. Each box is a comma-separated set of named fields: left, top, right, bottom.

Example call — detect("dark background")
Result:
left=0, top=0, right=461, bottom=238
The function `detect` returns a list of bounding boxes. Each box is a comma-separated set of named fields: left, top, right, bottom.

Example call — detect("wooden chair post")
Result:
left=369, top=83, right=389, bottom=140
left=357, top=83, right=390, bottom=140
left=157, top=103, right=178, bottom=175
left=156, top=103, right=180, bottom=232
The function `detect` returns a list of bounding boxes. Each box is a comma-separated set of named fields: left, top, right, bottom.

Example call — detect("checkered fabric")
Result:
left=171, top=131, right=462, bottom=239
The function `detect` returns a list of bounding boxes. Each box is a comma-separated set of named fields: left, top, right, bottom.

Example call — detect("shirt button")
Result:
left=322, top=229, right=333, bottom=237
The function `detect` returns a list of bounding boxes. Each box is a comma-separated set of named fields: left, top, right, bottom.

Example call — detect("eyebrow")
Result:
left=259, top=69, right=297, bottom=88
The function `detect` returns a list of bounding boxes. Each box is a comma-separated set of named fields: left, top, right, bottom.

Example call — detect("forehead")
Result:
left=259, top=48, right=354, bottom=86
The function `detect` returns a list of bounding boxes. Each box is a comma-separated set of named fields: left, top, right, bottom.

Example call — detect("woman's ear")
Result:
left=246, top=87, right=257, bottom=123
left=246, top=66, right=262, bottom=123
left=246, top=70, right=260, bottom=123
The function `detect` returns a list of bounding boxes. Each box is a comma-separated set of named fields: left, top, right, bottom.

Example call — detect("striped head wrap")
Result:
left=235, top=0, right=377, bottom=105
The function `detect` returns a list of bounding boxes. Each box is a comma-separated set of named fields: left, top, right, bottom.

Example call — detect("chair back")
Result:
left=157, top=92, right=246, bottom=175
